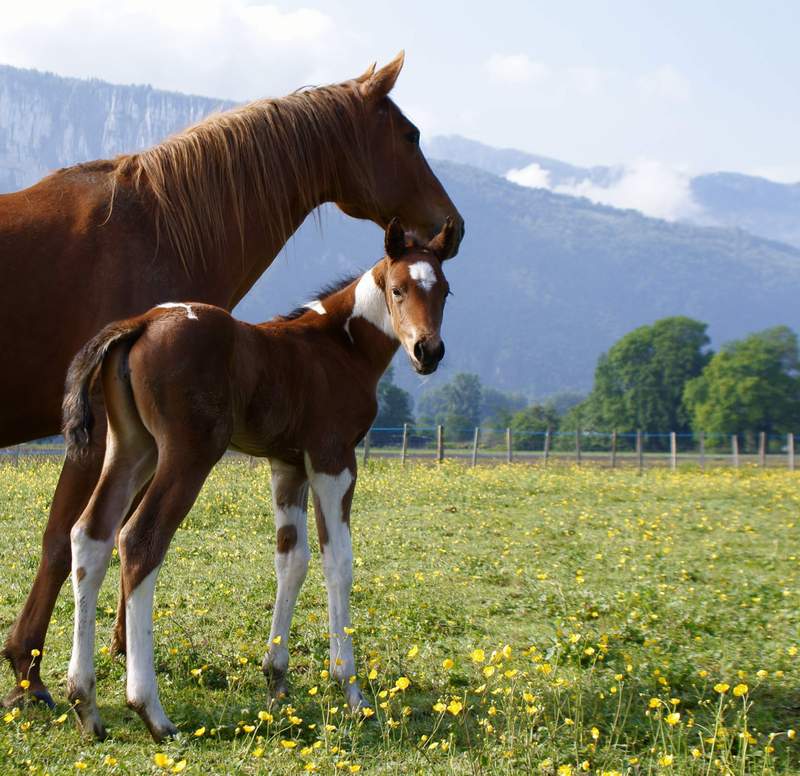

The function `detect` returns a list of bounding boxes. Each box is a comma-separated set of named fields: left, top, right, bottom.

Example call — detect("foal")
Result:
left=61, top=218, right=457, bottom=741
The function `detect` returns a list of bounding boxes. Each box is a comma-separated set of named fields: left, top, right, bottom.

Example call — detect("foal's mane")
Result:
left=274, top=274, right=362, bottom=322
left=116, top=84, right=374, bottom=274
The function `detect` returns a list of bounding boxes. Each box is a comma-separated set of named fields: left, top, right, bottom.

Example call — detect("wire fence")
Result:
left=1, top=427, right=797, bottom=470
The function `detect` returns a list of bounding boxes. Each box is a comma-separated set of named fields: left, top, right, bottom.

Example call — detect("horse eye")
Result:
left=392, top=287, right=403, bottom=298
left=405, top=129, right=420, bottom=146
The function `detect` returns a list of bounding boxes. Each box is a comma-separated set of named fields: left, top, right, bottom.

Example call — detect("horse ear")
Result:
left=354, top=62, right=376, bottom=83
left=385, top=218, right=406, bottom=261
left=360, top=51, right=405, bottom=100
left=427, top=217, right=460, bottom=261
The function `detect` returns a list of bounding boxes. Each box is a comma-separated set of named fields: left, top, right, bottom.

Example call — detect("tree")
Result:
left=684, top=326, right=800, bottom=440
left=510, top=403, right=559, bottom=450
left=418, top=373, right=483, bottom=440
left=375, top=366, right=414, bottom=428
left=480, top=387, right=528, bottom=426
left=583, top=317, right=711, bottom=436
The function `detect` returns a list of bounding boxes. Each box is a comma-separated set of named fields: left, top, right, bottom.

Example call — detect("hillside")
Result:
left=2, top=63, right=800, bottom=400
left=428, top=134, right=800, bottom=249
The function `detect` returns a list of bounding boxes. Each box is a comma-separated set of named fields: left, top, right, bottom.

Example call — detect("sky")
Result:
left=2, top=0, right=798, bottom=215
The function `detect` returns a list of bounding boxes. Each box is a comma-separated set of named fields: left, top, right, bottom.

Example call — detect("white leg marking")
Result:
left=126, top=564, right=174, bottom=735
left=304, top=300, right=327, bottom=315
left=68, top=527, right=114, bottom=706
left=305, top=459, right=364, bottom=708
left=264, top=464, right=310, bottom=680
left=156, top=302, right=198, bottom=320
left=408, top=261, right=437, bottom=292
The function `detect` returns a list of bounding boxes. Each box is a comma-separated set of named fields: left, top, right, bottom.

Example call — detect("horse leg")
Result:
left=119, top=453, right=217, bottom=742
left=261, top=460, right=310, bottom=701
left=109, top=481, right=149, bottom=657
left=67, top=436, right=156, bottom=739
left=306, top=453, right=366, bottom=711
left=3, top=449, right=104, bottom=709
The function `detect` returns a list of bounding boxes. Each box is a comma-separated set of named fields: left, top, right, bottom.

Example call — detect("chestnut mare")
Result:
left=1, top=53, right=463, bottom=707
left=60, top=218, right=455, bottom=740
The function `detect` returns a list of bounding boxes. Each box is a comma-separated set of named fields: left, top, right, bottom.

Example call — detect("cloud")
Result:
left=506, top=163, right=551, bottom=189
left=485, top=53, right=549, bottom=84
left=637, top=65, right=690, bottom=103
left=0, top=1, right=348, bottom=100
left=507, top=159, right=702, bottom=222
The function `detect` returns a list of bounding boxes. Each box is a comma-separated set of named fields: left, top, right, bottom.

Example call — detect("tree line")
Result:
left=377, top=318, right=800, bottom=445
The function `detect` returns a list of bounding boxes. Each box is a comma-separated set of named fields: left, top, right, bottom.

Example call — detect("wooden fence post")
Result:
left=670, top=432, right=677, bottom=471
left=363, top=430, right=371, bottom=464
left=575, top=428, right=582, bottom=465
left=758, top=431, right=766, bottom=468
left=636, top=430, right=643, bottom=474
left=471, top=427, right=480, bottom=467
left=543, top=428, right=551, bottom=466
left=789, top=432, right=796, bottom=471
left=505, top=428, right=512, bottom=463
left=436, top=425, right=444, bottom=463
left=699, top=432, right=705, bottom=470
left=610, top=430, right=617, bottom=469
left=731, top=434, right=739, bottom=469
left=401, top=423, right=409, bottom=465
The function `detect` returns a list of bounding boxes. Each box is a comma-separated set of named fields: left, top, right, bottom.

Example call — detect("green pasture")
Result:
left=0, top=460, right=798, bottom=774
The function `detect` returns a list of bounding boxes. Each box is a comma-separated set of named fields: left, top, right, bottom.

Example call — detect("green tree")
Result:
left=375, top=366, right=414, bottom=428
left=418, top=373, right=483, bottom=440
left=684, top=326, right=800, bottom=440
left=480, top=387, right=528, bottom=426
left=510, top=403, right=559, bottom=450
left=584, top=316, right=711, bottom=435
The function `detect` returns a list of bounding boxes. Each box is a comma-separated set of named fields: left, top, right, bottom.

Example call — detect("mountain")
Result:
left=0, top=64, right=233, bottom=192
left=3, top=64, right=800, bottom=400
left=428, top=134, right=800, bottom=248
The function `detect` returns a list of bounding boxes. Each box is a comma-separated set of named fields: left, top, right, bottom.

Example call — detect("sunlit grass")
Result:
left=0, top=460, right=798, bottom=774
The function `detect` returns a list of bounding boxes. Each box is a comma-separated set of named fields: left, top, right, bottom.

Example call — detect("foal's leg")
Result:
left=118, top=453, right=218, bottom=742
left=67, top=436, right=156, bottom=738
left=306, top=453, right=365, bottom=710
left=262, top=460, right=310, bottom=700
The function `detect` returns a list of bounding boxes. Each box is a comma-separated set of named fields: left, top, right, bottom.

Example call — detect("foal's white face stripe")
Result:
left=408, top=261, right=437, bottom=292
left=157, top=302, right=198, bottom=320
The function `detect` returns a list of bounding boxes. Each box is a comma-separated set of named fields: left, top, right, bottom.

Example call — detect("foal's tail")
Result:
left=63, top=317, right=148, bottom=460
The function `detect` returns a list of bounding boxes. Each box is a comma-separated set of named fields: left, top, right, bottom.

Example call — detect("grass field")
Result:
left=0, top=460, right=798, bottom=775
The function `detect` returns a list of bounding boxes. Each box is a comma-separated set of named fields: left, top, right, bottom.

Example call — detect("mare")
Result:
left=0, top=53, right=463, bottom=706
left=60, top=218, right=457, bottom=740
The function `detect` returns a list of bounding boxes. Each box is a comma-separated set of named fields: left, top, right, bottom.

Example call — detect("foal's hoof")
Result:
left=148, top=720, right=178, bottom=744
left=128, top=700, right=178, bottom=743
left=2, top=682, right=56, bottom=710
left=262, top=660, right=289, bottom=702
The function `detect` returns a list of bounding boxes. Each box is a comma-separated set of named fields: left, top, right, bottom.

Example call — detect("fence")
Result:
left=1, top=428, right=797, bottom=470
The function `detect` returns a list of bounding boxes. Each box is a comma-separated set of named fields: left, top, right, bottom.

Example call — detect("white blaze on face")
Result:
left=157, top=302, right=198, bottom=320
left=408, top=261, right=437, bottom=292
left=304, top=300, right=327, bottom=315
left=345, top=268, right=396, bottom=340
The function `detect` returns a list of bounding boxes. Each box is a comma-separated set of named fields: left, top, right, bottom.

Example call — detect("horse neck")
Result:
left=319, top=267, right=400, bottom=379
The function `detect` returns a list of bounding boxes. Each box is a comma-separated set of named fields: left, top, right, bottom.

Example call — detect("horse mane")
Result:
left=116, top=84, right=374, bottom=274
left=274, top=273, right=362, bottom=322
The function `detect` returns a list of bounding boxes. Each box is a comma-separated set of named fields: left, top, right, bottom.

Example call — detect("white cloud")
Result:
left=485, top=53, right=549, bottom=85
left=637, top=65, right=690, bottom=103
left=507, top=159, right=702, bottom=222
left=0, top=1, right=348, bottom=100
left=506, top=162, right=551, bottom=189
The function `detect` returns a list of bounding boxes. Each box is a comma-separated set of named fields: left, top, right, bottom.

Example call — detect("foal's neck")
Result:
left=313, top=265, right=399, bottom=379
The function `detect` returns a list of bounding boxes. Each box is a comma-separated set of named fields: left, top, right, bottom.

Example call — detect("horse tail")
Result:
left=63, top=317, right=148, bottom=460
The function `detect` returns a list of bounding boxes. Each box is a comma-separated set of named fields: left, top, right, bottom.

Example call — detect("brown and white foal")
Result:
left=60, top=218, right=456, bottom=741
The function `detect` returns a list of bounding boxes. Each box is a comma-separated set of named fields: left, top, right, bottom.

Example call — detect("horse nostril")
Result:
left=413, top=340, right=425, bottom=363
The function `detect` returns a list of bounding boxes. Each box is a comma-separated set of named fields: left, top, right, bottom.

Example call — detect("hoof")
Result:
left=2, top=683, right=56, bottom=710
left=128, top=699, right=177, bottom=743
left=262, top=659, right=289, bottom=702
left=149, top=721, right=178, bottom=743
